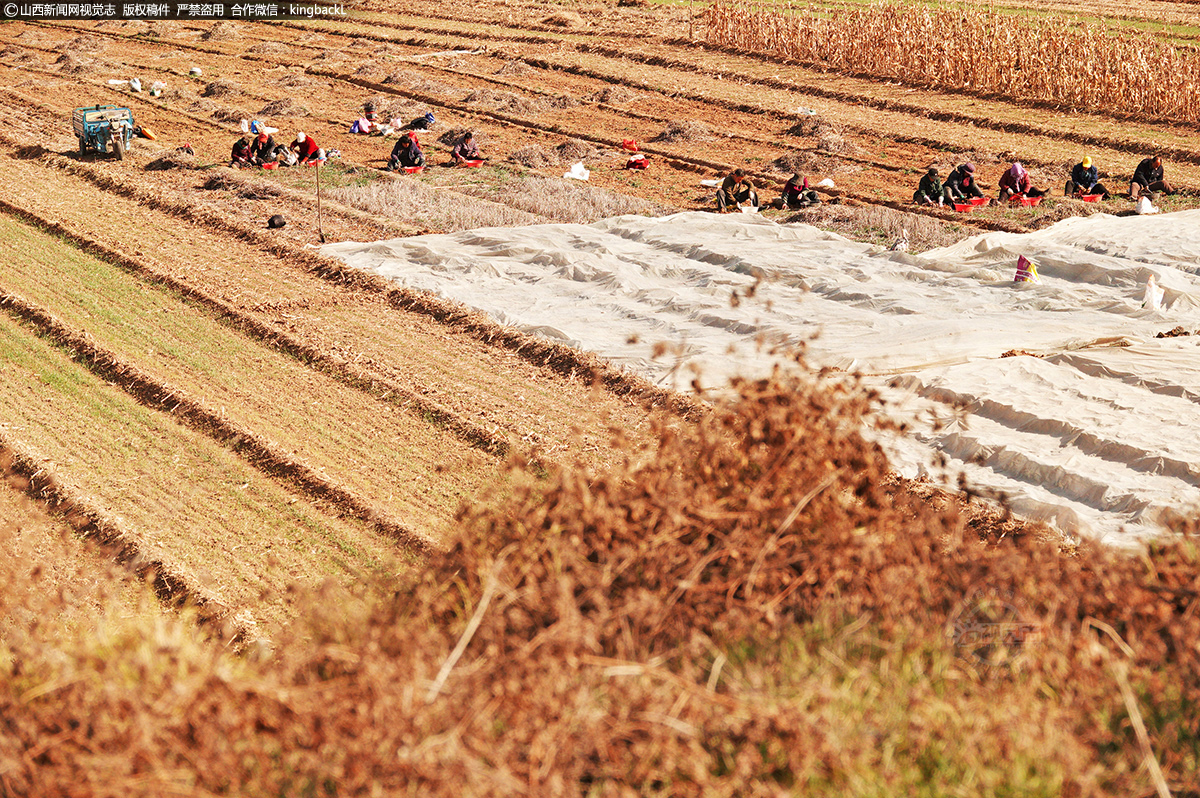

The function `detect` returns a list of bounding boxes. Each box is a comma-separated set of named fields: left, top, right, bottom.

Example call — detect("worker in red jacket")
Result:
left=289, top=131, right=325, bottom=165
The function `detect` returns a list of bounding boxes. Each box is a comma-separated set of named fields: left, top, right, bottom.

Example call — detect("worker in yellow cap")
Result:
left=1066, top=155, right=1110, bottom=199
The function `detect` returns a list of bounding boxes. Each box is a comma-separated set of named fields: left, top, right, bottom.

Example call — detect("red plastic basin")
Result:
left=969, top=197, right=989, bottom=206
left=1009, top=195, right=1043, bottom=207
left=1079, top=194, right=1102, bottom=203
left=953, top=203, right=974, bottom=212
left=403, top=166, right=425, bottom=174
left=463, top=159, right=484, bottom=168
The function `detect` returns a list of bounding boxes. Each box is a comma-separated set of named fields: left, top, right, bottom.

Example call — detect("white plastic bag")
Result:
left=1136, top=196, right=1159, bottom=215
left=1143, top=275, right=1164, bottom=310
left=563, top=162, right=590, bottom=181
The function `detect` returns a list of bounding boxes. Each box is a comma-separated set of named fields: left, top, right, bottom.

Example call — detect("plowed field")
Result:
left=1, top=0, right=1196, bottom=628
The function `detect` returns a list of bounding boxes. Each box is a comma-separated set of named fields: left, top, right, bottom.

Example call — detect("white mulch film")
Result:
left=323, top=210, right=1200, bottom=547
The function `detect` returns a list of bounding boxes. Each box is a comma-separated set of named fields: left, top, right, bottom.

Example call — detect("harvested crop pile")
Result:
left=495, top=60, right=535, bottom=77
left=461, top=88, right=545, bottom=116
left=437, top=127, right=489, bottom=148
left=786, top=114, right=826, bottom=137
left=279, top=72, right=312, bottom=87
left=508, top=144, right=557, bottom=169
left=53, top=53, right=95, bottom=74
left=145, top=150, right=198, bottom=171
left=247, top=41, right=286, bottom=54
left=211, top=107, right=250, bottom=124
left=772, top=150, right=859, bottom=178
left=554, top=138, right=596, bottom=162
left=58, top=34, right=103, bottom=53
left=200, top=21, right=239, bottom=40
left=201, top=79, right=239, bottom=98
left=5, top=373, right=1200, bottom=795
left=0, top=46, right=38, bottom=65
left=383, top=69, right=457, bottom=96
left=1157, top=327, right=1196, bottom=338
left=653, top=119, right=716, bottom=143
left=587, top=85, right=641, bottom=105
left=258, top=97, right=307, bottom=117
left=203, top=169, right=283, bottom=199
left=542, top=10, right=584, bottom=27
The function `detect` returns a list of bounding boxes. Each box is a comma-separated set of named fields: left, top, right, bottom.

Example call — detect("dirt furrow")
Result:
left=0, top=283, right=438, bottom=554
left=0, top=438, right=246, bottom=635
left=0, top=141, right=672, bottom=477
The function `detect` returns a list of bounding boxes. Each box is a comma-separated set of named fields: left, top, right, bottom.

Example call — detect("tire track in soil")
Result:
left=0, top=282, right=438, bottom=555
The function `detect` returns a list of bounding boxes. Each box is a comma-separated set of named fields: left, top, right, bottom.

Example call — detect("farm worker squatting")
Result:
left=998, top=162, right=1046, bottom=202
left=1065, top=156, right=1110, bottom=199
left=717, top=168, right=759, bottom=212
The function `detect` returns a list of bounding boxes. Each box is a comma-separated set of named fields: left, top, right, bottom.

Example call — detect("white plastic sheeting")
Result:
left=322, top=210, right=1200, bottom=546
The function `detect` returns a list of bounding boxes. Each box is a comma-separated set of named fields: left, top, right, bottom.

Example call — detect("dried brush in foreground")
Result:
left=3, top=374, right=1200, bottom=795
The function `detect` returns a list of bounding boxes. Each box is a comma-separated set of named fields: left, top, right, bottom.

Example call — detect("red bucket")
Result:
left=403, top=166, right=425, bottom=174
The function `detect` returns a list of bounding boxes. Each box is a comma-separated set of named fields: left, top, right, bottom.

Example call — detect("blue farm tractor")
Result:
left=72, top=105, right=135, bottom=160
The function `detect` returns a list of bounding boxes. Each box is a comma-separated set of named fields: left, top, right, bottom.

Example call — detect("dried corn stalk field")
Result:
left=705, top=0, right=1200, bottom=124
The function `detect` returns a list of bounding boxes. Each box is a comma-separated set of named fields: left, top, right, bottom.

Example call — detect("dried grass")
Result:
left=0, top=46, right=39, bottom=65
left=653, top=119, right=716, bottom=143
left=4, top=373, right=1199, bottom=794
left=459, top=175, right=668, bottom=223
left=54, top=53, right=96, bottom=74
left=706, top=0, right=1200, bottom=124
left=771, top=150, right=860, bottom=178
left=461, top=88, right=576, bottom=116
left=787, top=201, right=966, bottom=251
left=330, top=178, right=545, bottom=231
left=555, top=138, right=597, bottom=162
left=203, top=169, right=284, bottom=199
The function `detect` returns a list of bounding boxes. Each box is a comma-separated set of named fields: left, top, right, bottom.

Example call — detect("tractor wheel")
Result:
left=113, top=136, right=126, bottom=161
left=78, top=136, right=87, bottom=156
